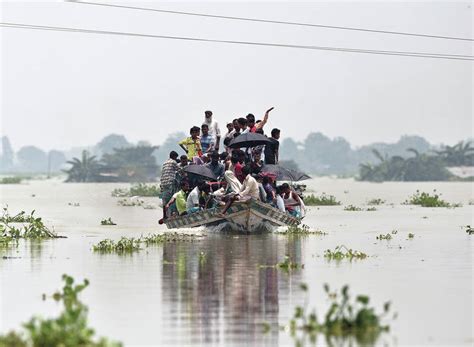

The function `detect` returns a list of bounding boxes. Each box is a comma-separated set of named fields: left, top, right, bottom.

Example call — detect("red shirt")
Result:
left=250, top=126, right=257, bottom=133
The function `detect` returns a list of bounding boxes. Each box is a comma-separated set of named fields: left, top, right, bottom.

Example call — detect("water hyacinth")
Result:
left=93, top=237, right=141, bottom=253
left=277, top=224, right=327, bottom=236
left=1, top=208, right=58, bottom=239
left=324, top=245, right=368, bottom=260
left=304, top=193, right=341, bottom=206
left=403, top=190, right=460, bottom=207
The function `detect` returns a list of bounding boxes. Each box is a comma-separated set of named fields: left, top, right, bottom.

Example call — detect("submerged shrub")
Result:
left=283, top=283, right=392, bottom=346
left=304, top=193, right=341, bottom=206
left=0, top=275, right=121, bottom=347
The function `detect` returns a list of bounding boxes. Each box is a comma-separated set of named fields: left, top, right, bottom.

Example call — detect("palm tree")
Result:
left=435, top=141, right=474, bottom=166
left=63, top=150, right=101, bottom=182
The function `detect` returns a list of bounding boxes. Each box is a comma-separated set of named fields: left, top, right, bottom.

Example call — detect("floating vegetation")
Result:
left=304, top=193, right=341, bottom=206
left=93, top=237, right=141, bottom=253
left=111, top=183, right=160, bottom=198
left=408, top=233, right=415, bottom=239
left=260, top=256, right=303, bottom=272
left=68, top=202, right=80, bottom=207
left=465, top=225, right=474, bottom=235
left=366, top=207, right=377, bottom=211
left=0, top=208, right=59, bottom=239
left=391, top=230, right=398, bottom=235
left=0, top=274, right=121, bottom=347
left=0, top=176, right=22, bottom=184
left=282, top=283, right=392, bottom=346
left=142, top=232, right=203, bottom=245
left=324, top=245, right=368, bottom=260
left=367, top=198, right=385, bottom=205
left=277, top=224, right=327, bottom=236
left=404, top=190, right=459, bottom=207
left=344, top=205, right=363, bottom=211
left=376, top=234, right=392, bottom=240
left=100, top=218, right=117, bottom=226
left=117, top=198, right=144, bottom=207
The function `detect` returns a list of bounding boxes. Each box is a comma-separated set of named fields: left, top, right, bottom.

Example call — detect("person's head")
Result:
left=237, top=117, right=247, bottom=129
left=219, top=152, right=228, bottom=162
left=169, top=151, right=179, bottom=160
left=180, top=180, right=190, bottom=192
left=210, top=151, right=220, bottom=164
left=180, top=154, right=188, bottom=165
left=253, top=151, right=262, bottom=162
left=246, top=113, right=255, bottom=128
left=205, top=110, right=213, bottom=119
left=281, top=183, right=291, bottom=194
left=199, top=182, right=211, bottom=194
left=262, top=176, right=271, bottom=185
left=271, top=128, right=281, bottom=140
left=226, top=122, right=233, bottom=132
left=201, top=124, right=209, bottom=136
left=232, top=119, right=240, bottom=131
left=231, top=154, right=239, bottom=164
left=242, top=165, right=251, bottom=177
left=190, top=126, right=200, bottom=139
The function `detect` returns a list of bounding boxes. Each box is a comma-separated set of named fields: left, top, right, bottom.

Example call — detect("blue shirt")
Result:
left=200, top=134, right=215, bottom=153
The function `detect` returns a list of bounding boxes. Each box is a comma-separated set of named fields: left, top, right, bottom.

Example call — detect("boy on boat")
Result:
left=179, top=126, right=202, bottom=163
left=165, top=181, right=190, bottom=217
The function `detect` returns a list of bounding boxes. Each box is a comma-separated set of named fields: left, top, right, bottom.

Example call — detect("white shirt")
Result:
left=204, top=116, right=221, bottom=139
left=186, top=187, right=200, bottom=210
left=239, top=175, right=260, bottom=200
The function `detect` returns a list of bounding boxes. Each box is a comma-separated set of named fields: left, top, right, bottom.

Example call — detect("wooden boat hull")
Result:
left=164, top=199, right=300, bottom=232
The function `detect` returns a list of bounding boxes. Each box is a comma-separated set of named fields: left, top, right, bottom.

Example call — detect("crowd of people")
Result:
left=158, top=108, right=305, bottom=224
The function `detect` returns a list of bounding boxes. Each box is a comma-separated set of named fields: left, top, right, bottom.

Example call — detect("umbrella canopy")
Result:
left=183, top=164, right=217, bottom=180
left=229, top=133, right=272, bottom=149
left=261, top=164, right=311, bottom=182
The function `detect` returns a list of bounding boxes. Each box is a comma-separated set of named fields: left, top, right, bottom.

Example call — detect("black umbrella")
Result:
left=183, top=164, right=217, bottom=180
left=229, top=132, right=273, bottom=149
left=261, top=164, right=311, bottom=181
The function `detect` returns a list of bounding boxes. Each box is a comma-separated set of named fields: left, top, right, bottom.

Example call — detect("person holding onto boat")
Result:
left=159, top=151, right=179, bottom=223
left=219, top=165, right=260, bottom=215
left=203, top=110, right=221, bottom=152
left=179, top=126, right=202, bottom=163
left=165, top=181, right=190, bottom=216
left=186, top=182, right=210, bottom=214
left=281, top=183, right=305, bottom=218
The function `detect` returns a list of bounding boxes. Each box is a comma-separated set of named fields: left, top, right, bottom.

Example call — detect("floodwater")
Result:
left=1, top=177, right=473, bottom=346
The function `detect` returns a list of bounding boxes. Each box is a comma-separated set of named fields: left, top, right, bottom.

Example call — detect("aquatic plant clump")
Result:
left=0, top=274, right=122, bottom=347
left=142, top=232, right=204, bottom=245
left=277, top=224, right=327, bottom=236
left=408, top=233, right=415, bottom=239
left=465, top=225, right=474, bottom=235
left=376, top=234, right=392, bottom=240
left=403, top=190, right=455, bottom=207
left=111, top=184, right=160, bottom=198
left=304, top=193, right=341, bottom=206
left=324, top=245, right=368, bottom=260
left=93, top=237, right=141, bottom=253
left=260, top=255, right=303, bottom=272
left=100, top=218, right=117, bottom=226
left=0, top=208, right=58, bottom=239
left=283, top=283, right=392, bottom=346
left=344, top=205, right=363, bottom=211
left=367, top=198, right=386, bottom=205
left=0, top=176, right=22, bottom=184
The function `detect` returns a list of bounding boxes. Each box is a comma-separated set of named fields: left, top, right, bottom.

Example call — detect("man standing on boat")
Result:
left=203, top=110, right=221, bottom=152
left=159, top=151, right=179, bottom=223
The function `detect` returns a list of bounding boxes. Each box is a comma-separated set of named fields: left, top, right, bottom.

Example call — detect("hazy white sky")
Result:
left=1, top=1, right=472, bottom=151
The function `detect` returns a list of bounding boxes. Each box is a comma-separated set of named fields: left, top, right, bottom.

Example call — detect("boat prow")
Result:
left=164, top=199, right=300, bottom=232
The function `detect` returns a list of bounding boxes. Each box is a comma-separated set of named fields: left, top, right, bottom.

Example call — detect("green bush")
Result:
left=0, top=177, right=22, bottom=184
left=404, top=190, right=454, bottom=207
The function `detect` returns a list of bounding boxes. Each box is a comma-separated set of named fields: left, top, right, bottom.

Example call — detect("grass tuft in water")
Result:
left=408, top=233, right=415, bottom=239
left=465, top=225, right=474, bottom=235
left=112, top=183, right=160, bottom=197
left=0, top=208, right=58, bottom=239
left=142, top=232, right=203, bottom=245
left=277, top=224, right=327, bottom=236
left=0, top=176, right=22, bottom=184
left=260, top=255, right=303, bottom=272
left=0, top=274, right=121, bottom=347
left=344, top=205, right=363, bottom=211
left=282, top=283, right=392, bottom=346
left=100, top=218, right=117, bottom=226
left=367, top=198, right=385, bottom=205
left=93, top=237, right=140, bottom=253
left=403, top=190, right=460, bottom=207
left=304, top=193, right=341, bottom=206
left=324, top=245, right=368, bottom=260
left=376, top=234, right=392, bottom=240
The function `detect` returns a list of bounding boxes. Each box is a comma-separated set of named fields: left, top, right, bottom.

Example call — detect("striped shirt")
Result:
left=160, top=159, right=178, bottom=190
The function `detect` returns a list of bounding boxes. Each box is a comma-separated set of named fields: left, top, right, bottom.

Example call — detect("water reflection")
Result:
left=161, top=233, right=304, bottom=346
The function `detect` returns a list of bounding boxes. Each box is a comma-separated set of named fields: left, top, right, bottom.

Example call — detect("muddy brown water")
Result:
left=1, top=177, right=473, bottom=346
